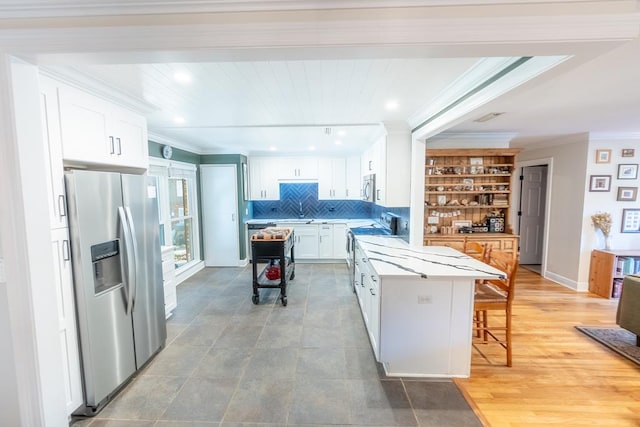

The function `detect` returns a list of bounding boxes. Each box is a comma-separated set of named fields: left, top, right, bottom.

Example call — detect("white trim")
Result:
left=0, top=0, right=609, bottom=19
left=426, top=132, right=518, bottom=143
left=39, top=66, right=158, bottom=115
left=412, top=56, right=571, bottom=142
left=2, top=12, right=639, bottom=56
left=148, top=156, right=197, bottom=172
left=148, top=132, right=206, bottom=155
left=589, top=132, right=640, bottom=141
left=174, top=260, right=204, bottom=286
left=544, top=270, right=587, bottom=292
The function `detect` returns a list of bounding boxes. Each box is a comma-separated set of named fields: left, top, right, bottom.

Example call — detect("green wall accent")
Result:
left=148, top=141, right=249, bottom=262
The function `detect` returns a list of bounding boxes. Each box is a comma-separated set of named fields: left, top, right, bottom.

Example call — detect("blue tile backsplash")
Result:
left=251, top=183, right=410, bottom=241
left=252, top=183, right=371, bottom=219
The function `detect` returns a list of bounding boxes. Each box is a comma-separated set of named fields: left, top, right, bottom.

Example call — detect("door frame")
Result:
left=512, top=157, right=553, bottom=277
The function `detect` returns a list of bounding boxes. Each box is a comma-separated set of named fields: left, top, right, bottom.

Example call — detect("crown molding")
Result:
left=148, top=131, right=206, bottom=155
left=426, top=132, right=518, bottom=143
left=2, top=11, right=639, bottom=56
left=0, top=0, right=614, bottom=19
left=590, top=132, right=640, bottom=141
left=39, top=66, right=158, bottom=115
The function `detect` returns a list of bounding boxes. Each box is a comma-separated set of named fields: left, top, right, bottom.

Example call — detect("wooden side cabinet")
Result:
left=589, top=249, right=640, bottom=298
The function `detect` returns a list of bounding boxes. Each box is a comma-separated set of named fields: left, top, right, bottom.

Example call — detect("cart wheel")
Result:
left=281, top=296, right=287, bottom=306
left=252, top=294, right=259, bottom=305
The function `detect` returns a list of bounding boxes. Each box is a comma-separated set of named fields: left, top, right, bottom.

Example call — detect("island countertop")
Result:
left=355, top=235, right=504, bottom=280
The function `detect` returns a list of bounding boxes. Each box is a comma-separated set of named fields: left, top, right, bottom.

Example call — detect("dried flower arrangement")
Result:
left=591, top=212, right=612, bottom=236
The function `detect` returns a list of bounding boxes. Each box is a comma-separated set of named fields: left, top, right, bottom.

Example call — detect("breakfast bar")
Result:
left=353, top=235, right=504, bottom=378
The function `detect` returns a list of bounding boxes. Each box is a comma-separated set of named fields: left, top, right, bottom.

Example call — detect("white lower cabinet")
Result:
left=357, top=245, right=380, bottom=358
left=332, top=224, right=347, bottom=259
left=50, top=228, right=83, bottom=416
left=279, top=223, right=319, bottom=259
left=161, top=246, right=177, bottom=318
left=318, top=224, right=333, bottom=258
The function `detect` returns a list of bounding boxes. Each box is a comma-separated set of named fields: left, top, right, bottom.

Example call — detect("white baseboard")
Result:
left=544, top=270, right=587, bottom=292
left=175, top=260, right=204, bottom=286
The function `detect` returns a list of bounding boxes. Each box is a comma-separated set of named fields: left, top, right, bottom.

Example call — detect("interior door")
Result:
left=519, top=165, right=548, bottom=265
left=201, top=164, right=239, bottom=266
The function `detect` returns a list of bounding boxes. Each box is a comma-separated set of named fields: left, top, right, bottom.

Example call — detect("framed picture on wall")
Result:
left=622, top=148, right=635, bottom=158
left=621, top=209, right=640, bottom=233
left=595, top=149, right=612, bottom=164
left=589, top=175, right=611, bottom=192
left=617, top=164, right=639, bottom=180
left=617, top=187, right=638, bottom=201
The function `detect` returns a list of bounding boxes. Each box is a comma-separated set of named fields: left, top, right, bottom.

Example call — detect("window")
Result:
left=149, top=158, right=200, bottom=272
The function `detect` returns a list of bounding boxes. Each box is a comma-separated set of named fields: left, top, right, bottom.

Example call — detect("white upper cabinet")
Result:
left=318, top=157, right=346, bottom=200
left=346, top=155, right=362, bottom=200
left=248, top=157, right=280, bottom=200
left=39, top=77, right=68, bottom=230
left=278, top=157, right=318, bottom=180
left=58, top=83, right=148, bottom=170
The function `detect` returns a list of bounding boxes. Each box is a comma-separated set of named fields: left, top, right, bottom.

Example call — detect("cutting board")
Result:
left=251, top=227, right=293, bottom=241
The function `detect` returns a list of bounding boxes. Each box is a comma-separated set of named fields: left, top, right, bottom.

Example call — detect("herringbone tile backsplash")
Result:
left=252, top=183, right=371, bottom=219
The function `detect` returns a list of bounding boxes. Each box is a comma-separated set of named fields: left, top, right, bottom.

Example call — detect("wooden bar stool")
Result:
left=472, top=249, right=519, bottom=367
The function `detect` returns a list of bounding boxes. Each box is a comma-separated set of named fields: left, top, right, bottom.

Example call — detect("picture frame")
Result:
left=621, top=208, right=640, bottom=233
left=469, top=157, right=483, bottom=166
left=437, top=195, right=447, bottom=206
left=462, top=178, right=474, bottom=190
left=622, top=148, right=635, bottom=158
left=589, top=175, right=611, bottom=192
left=617, top=187, right=638, bottom=201
left=617, top=164, right=638, bottom=180
left=595, top=149, right=611, bottom=164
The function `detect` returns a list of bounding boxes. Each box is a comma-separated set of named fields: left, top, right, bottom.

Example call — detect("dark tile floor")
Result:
left=70, top=263, right=481, bottom=427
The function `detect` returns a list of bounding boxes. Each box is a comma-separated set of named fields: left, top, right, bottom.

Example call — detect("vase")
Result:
left=604, top=234, right=612, bottom=250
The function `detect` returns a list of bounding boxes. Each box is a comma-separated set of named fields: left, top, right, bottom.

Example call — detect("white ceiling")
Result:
left=4, top=0, right=640, bottom=155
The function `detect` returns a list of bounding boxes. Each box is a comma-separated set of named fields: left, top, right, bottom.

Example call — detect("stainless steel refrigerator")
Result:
left=65, top=169, right=166, bottom=416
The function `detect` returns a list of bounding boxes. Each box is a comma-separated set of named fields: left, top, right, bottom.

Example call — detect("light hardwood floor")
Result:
left=455, top=268, right=640, bottom=427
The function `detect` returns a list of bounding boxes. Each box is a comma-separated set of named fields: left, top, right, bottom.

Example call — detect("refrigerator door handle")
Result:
left=118, top=207, right=136, bottom=316
left=124, top=207, right=139, bottom=310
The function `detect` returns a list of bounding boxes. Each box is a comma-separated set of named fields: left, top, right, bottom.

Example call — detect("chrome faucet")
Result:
left=298, top=201, right=304, bottom=218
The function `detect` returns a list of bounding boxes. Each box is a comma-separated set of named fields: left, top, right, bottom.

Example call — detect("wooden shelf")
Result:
left=425, top=191, right=511, bottom=195
left=588, top=249, right=640, bottom=298
left=425, top=205, right=510, bottom=209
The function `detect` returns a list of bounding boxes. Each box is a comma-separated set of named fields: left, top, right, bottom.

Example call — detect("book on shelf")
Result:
left=612, top=278, right=623, bottom=298
left=624, top=257, right=636, bottom=275
left=616, top=257, right=625, bottom=276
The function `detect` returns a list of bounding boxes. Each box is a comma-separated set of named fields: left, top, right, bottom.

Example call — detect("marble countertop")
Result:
left=246, top=218, right=376, bottom=227
left=355, top=235, right=504, bottom=280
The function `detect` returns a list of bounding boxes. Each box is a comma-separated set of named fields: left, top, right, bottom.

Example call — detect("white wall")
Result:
left=517, top=134, right=589, bottom=290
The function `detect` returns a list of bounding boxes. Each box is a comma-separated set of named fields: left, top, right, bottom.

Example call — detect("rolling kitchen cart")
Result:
left=251, top=227, right=295, bottom=306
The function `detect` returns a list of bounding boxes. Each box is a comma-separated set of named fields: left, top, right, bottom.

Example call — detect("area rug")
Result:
left=575, top=326, right=640, bottom=366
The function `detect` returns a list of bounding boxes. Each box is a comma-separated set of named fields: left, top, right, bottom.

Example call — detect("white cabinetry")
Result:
left=345, top=156, right=362, bottom=200
left=161, top=246, right=177, bottom=318
left=40, top=77, right=68, bottom=230
left=279, top=223, right=319, bottom=259
left=248, top=157, right=280, bottom=200
left=355, top=241, right=380, bottom=358
left=278, top=157, right=318, bottom=180
left=57, top=83, right=148, bottom=170
left=40, top=77, right=83, bottom=416
left=50, top=228, right=83, bottom=415
left=318, top=158, right=346, bottom=199
left=363, top=126, right=411, bottom=207
left=332, top=223, right=347, bottom=259
left=318, top=224, right=333, bottom=258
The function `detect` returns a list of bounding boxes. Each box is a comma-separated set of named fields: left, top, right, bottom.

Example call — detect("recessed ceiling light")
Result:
left=337, top=130, right=346, bottom=137
left=173, top=72, right=191, bottom=84
left=309, top=146, right=316, bottom=151
left=474, top=112, right=505, bottom=123
left=385, top=100, right=399, bottom=110
left=269, top=146, right=277, bottom=151
left=173, top=116, right=185, bottom=124
left=334, top=140, right=342, bottom=145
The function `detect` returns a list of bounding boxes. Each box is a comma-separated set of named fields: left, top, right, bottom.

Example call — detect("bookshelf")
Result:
left=588, top=249, right=640, bottom=298
left=423, top=148, right=520, bottom=259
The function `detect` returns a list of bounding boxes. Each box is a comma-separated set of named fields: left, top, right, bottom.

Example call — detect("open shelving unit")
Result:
left=423, top=148, right=521, bottom=258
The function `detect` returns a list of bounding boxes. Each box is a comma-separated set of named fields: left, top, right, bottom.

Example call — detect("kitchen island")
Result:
left=353, top=235, right=504, bottom=378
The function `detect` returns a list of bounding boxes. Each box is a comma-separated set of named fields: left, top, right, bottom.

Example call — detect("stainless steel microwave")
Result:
left=362, top=174, right=376, bottom=202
